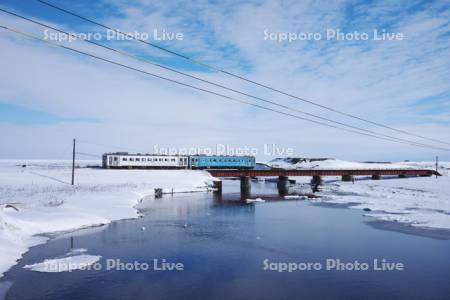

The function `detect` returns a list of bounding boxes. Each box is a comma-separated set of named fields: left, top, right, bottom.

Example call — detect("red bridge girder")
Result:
left=206, top=169, right=438, bottom=178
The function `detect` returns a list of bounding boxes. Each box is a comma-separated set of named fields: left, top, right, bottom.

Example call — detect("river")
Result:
left=1, top=180, right=449, bottom=300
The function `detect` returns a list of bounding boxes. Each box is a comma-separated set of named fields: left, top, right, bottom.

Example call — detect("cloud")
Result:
left=0, top=0, right=449, bottom=160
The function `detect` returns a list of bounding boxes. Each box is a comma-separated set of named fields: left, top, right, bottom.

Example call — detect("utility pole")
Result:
left=435, top=156, right=438, bottom=179
left=72, top=138, right=76, bottom=185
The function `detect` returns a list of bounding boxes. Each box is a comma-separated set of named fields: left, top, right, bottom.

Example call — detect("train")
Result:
left=102, top=153, right=256, bottom=169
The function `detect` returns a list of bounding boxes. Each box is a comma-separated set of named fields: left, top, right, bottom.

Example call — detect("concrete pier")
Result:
left=311, top=175, right=323, bottom=186
left=310, top=175, right=322, bottom=193
left=371, top=174, right=381, bottom=180
left=213, top=180, right=222, bottom=194
left=277, top=176, right=289, bottom=196
left=341, top=174, right=354, bottom=182
left=154, top=188, right=163, bottom=198
left=240, top=176, right=251, bottom=199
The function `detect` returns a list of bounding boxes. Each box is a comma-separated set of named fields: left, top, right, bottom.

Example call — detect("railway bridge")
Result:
left=206, top=169, right=439, bottom=198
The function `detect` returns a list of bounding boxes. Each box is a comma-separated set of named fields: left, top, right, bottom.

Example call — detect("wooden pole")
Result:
left=71, top=138, right=76, bottom=185
left=435, top=156, right=438, bottom=179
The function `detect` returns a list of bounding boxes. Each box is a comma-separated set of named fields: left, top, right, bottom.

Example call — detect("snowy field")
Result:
left=268, top=157, right=448, bottom=171
left=316, top=176, right=450, bottom=230
left=0, top=160, right=214, bottom=278
left=1, top=159, right=449, bottom=279
left=277, top=158, right=450, bottom=230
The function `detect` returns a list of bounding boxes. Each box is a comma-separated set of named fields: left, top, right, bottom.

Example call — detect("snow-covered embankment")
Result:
left=0, top=160, right=214, bottom=278
left=268, top=157, right=450, bottom=230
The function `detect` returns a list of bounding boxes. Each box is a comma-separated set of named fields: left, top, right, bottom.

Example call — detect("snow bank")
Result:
left=319, top=176, right=450, bottom=229
left=267, top=157, right=450, bottom=229
left=0, top=160, right=214, bottom=278
left=268, top=157, right=450, bottom=172
left=24, top=254, right=102, bottom=273
left=245, top=198, right=265, bottom=204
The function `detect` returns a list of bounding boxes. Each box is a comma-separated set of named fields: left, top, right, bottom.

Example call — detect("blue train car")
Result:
left=189, top=155, right=255, bottom=169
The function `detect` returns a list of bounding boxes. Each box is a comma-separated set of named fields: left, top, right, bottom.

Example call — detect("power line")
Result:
left=77, top=140, right=144, bottom=153
left=35, top=0, right=450, bottom=147
left=1, top=24, right=449, bottom=152
left=0, top=8, right=446, bottom=151
left=1, top=25, right=449, bottom=152
left=75, top=151, right=102, bottom=158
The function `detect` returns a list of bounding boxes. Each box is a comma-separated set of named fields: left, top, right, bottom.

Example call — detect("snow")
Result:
left=24, top=253, right=101, bottom=273
left=268, top=157, right=450, bottom=230
left=245, top=198, right=265, bottom=204
left=284, top=195, right=307, bottom=200
left=0, top=160, right=214, bottom=278
left=318, top=176, right=450, bottom=229
left=1, top=158, right=449, bottom=278
left=268, top=157, right=450, bottom=172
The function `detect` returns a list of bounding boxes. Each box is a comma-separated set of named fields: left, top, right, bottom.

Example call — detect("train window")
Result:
left=171, top=158, right=176, bottom=162
left=130, top=158, right=134, bottom=161
left=114, top=157, right=118, bottom=161
left=165, top=158, right=169, bottom=161
left=136, top=158, right=140, bottom=161
left=142, top=158, right=146, bottom=161
left=122, top=158, right=127, bottom=161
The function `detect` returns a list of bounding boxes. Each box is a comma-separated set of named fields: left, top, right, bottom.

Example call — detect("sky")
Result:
left=0, top=0, right=449, bottom=161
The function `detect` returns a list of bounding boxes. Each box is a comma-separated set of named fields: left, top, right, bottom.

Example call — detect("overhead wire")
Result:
left=0, top=8, right=448, bottom=151
left=1, top=25, right=449, bottom=152
left=34, top=0, right=450, bottom=147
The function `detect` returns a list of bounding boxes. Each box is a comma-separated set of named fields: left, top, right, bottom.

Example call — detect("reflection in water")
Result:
left=2, top=181, right=450, bottom=300
left=0, top=281, right=12, bottom=300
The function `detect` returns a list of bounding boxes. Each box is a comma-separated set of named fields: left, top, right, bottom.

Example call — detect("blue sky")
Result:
left=0, top=101, right=98, bottom=124
left=0, top=0, right=449, bottom=160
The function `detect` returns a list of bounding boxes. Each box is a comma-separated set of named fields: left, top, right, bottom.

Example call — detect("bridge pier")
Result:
left=240, top=176, right=251, bottom=199
left=310, top=175, right=323, bottom=193
left=277, top=176, right=289, bottom=196
left=371, top=174, right=381, bottom=180
left=213, top=180, right=222, bottom=194
left=311, top=175, right=323, bottom=185
left=341, top=174, right=354, bottom=182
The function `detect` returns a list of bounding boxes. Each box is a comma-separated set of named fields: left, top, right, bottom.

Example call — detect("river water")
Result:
left=1, top=180, right=450, bottom=300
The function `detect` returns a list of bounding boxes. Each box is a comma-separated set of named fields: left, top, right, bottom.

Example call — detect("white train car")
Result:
left=102, top=153, right=189, bottom=169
